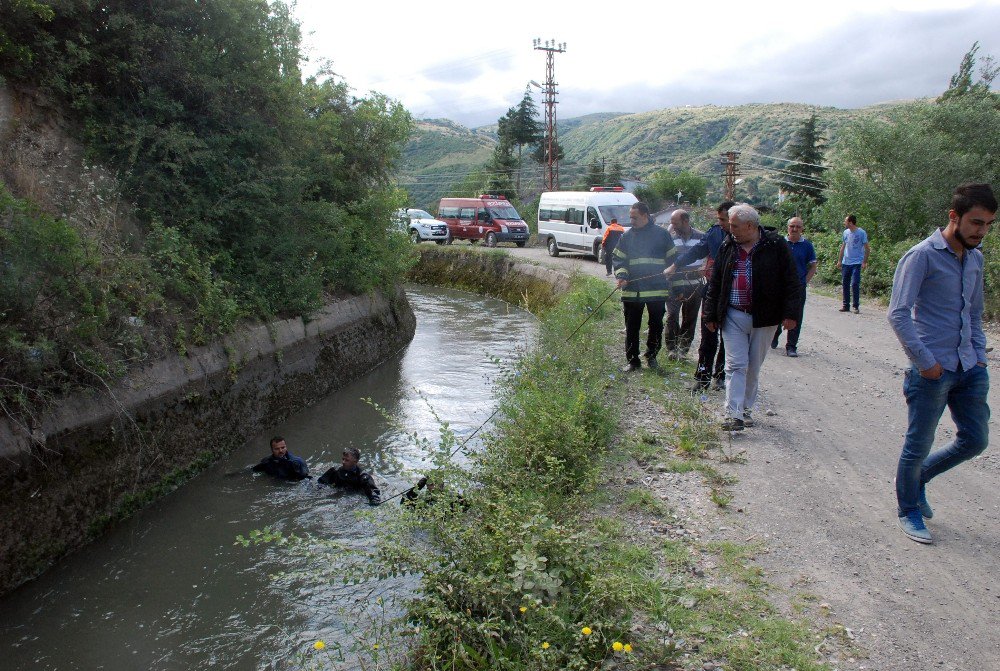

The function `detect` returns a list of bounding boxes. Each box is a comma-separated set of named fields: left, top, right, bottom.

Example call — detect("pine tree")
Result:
left=784, top=113, right=827, bottom=203
left=582, top=159, right=606, bottom=189
left=606, top=160, right=624, bottom=188
left=509, top=87, right=543, bottom=196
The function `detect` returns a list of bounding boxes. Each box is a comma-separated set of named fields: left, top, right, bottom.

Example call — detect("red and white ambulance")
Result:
left=436, top=195, right=530, bottom=247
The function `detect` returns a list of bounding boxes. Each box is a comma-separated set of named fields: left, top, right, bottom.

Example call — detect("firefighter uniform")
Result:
left=613, top=223, right=678, bottom=368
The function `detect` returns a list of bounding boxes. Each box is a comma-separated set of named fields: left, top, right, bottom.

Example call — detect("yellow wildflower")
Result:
left=519, top=606, right=527, bottom=613
left=313, top=641, right=326, bottom=651
left=612, top=641, right=624, bottom=652
left=581, top=627, right=592, bottom=636
left=542, top=642, right=550, bottom=650
left=624, top=643, right=633, bottom=653
left=373, top=644, right=379, bottom=650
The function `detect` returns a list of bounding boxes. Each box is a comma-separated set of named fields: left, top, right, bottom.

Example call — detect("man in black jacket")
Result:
left=612, top=202, right=679, bottom=371
left=703, top=204, right=801, bottom=431
left=318, top=447, right=381, bottom=505
left=252, top=436, right=310, bottom=481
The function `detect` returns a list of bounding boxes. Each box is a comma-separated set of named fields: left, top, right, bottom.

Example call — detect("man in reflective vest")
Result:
left=613, top=202, right=678, bottom=372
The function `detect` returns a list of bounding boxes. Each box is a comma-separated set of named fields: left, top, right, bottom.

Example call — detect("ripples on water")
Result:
left=0, top=285, right=536, bottom=670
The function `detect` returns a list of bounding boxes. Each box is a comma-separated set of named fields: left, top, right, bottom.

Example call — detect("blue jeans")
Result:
left=895, top=364, right=990, bottom=516
left=841, top=263, right=861, bottom=309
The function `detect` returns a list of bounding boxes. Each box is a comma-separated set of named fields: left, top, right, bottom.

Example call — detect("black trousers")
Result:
left=623, top=300, right=665, bottom=365
left=666, top=285, right=703, bottom=354
left=694, top=285, right=725, bottom=381
left=773, top=289, right=808, bottom=348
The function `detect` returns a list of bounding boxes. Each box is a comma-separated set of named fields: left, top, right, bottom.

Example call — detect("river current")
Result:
left=0, top=284, right=536, bottom=670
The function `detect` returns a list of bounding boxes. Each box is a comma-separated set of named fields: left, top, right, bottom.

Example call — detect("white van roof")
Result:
left=539, top=191, right=638, bottom=206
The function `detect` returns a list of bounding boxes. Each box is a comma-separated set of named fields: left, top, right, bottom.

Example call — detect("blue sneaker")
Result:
left=897, top=511, right=933, bottom=544
left=918, top=487, right=933, bottom=519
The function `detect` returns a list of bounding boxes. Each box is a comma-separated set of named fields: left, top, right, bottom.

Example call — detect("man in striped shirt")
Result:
left=665, top=209, right=705, bottom=359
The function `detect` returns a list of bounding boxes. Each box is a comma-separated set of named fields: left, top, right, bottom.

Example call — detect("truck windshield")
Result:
left=599, top=205, right=633, bottom=226
left=408, top=209, right=434, bottom=219
left=487, top=206, right=522, bottom=220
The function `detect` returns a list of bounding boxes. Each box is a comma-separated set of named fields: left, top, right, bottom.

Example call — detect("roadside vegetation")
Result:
left=0, top=1, right=413, bottom=419
left=244, top=256, right=844, bottom=670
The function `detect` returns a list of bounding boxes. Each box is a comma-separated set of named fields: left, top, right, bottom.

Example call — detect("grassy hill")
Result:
left=398, top=102, right=906, bottom=208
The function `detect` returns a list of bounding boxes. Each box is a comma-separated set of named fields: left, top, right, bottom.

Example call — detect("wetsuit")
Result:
left=318, top=466, right=381, bottom=505
left=252, top=453, right=310, bottom=481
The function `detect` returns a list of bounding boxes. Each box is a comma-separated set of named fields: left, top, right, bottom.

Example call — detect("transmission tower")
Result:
left=533, top=38, right=566, bottom=191
left=720, top=151, right=741, bottom=201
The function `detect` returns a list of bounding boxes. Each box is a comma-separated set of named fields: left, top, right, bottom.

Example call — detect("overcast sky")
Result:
left=292, top=0, right=1000, bottom=128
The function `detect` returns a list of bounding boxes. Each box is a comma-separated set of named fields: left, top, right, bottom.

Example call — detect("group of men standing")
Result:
left=612, top=183, right=995, bottom=546
left=613, top=199, right=809, bottom=431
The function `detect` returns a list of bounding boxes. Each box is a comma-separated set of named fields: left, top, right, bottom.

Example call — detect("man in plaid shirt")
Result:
left=702, top=204, right=801, bottom=431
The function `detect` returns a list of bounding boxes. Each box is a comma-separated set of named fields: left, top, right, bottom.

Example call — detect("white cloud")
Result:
left=293, top=0, right=1000, bottom=126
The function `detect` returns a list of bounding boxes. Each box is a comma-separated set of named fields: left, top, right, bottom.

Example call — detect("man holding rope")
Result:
left=613, top=202, right=678, bottom=372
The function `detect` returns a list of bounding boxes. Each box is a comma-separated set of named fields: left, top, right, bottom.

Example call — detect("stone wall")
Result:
left=0, top=289, right=416, bottom=593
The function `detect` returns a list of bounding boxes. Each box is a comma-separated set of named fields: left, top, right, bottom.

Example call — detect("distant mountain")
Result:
left=399, top=102, right=908, bottom=209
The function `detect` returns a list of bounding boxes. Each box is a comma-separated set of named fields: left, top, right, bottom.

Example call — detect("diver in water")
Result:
left=318, top=447, right=381, bottom=505
left=252, top=436, right=310, bottom=481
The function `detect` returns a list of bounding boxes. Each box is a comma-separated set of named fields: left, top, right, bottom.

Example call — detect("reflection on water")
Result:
left=0, top=285, right=536, bottom=670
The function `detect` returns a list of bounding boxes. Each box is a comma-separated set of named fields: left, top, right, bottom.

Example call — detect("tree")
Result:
left=508, top=88, right=543, bottom=196
left=484, top=136, right=518, bottom=197
left=938, top=42, right=998, bottom=103
left=582, top=159, right=606, bottom=190
left=648, top=169, right=708, bottom=204
left=606, top=161, right=624, bottom=188
left=784, top=113, right=827, bottom=203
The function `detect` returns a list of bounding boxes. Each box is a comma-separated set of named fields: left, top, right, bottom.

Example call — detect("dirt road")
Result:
left=483, top=241, right=1000, bottom=670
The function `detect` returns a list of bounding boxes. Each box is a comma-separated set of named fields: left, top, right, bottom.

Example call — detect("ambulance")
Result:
left=537, top=187, right=638, bottom=261
left=436, top=195, right=530, bottom=247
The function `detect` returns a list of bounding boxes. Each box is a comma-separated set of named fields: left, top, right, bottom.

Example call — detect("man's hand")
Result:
left=616, top=278, right=628, bottom=289
left=836, top=261, right=841, bottom=269
left=782, top=318, right=797, bottom=331
left=862, top=261, right=868, bottom=270
left=705, top=322, right=717, bottom=332
left=664, top=264, right=676, bottom=277
left=919, top=363, right=944, bottom=380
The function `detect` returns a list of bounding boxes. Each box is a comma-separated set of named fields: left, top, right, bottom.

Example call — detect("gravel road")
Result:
left=477, top=240, right=1000, bottom=670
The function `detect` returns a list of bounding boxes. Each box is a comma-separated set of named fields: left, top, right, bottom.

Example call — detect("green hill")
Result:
left=399, top=102, right=907, bottom=207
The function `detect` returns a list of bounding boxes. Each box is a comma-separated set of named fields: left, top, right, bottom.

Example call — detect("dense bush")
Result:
left=0, top=0, right=415, bottom=415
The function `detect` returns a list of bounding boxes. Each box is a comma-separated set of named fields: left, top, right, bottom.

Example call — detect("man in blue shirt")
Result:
left=771, top=217, right=817, bottom=357
left=888, top=182, right=995, bottom=544
left=836, top=214, right=869, bottom=313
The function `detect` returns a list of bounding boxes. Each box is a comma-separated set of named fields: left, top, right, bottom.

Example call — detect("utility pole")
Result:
left=533, top=38, right=566, bottom=191
left=720, top=151, right=741, bottom=201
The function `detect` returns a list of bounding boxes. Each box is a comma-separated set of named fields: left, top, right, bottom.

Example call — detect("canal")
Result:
left=0, top=284, right=537, bottom=670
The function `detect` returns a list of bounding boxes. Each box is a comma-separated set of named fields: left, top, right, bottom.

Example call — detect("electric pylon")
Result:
left=533, top=38, right=566, bottom=191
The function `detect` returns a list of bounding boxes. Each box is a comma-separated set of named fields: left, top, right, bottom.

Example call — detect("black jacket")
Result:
left=318, top=465, right=381, bottom=505
left=252, top=453, right=310, bottom=481
left=702, top=227, right=802, bottom=329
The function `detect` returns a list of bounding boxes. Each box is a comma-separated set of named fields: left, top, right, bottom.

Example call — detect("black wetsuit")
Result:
left=252, top=453, right=310, bottom=481
left=318, top=466, right=381, bottom=505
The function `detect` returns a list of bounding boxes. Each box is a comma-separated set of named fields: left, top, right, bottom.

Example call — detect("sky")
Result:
left=291, top=0, right=1000, bottom=128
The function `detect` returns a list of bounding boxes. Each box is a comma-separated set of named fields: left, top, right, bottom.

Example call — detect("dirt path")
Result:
left=482, top=241, right=1000, bottom=670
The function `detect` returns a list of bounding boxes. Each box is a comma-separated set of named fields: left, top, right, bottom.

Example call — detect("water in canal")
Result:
left=0, top=285, right=536, bottom=670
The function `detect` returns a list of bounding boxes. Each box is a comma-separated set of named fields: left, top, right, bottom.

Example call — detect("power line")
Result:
left=742, top=150, right=827, bottom=170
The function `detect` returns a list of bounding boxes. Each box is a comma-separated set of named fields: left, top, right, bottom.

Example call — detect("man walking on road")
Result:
left=837, top=214, right=869, bottom=313
left=888, top=183, right=995, bottom=544
left=667, top=201, right=734, bottom=391
left=613, top=202, right=678, bottom=372
left=771, top=217, right=817, bottom=357
left=703, top=204, right=801, bottom=431
left=665, top=209, right=704, bottom=359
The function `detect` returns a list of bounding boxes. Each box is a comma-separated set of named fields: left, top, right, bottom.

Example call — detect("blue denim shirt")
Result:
left=888, top=228, right=986, bottom=372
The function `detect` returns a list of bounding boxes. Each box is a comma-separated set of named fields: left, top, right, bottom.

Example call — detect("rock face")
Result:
left=0, top=289, right=416, bottom=594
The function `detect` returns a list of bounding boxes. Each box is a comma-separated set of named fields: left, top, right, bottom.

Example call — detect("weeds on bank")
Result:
left=242, top=276, right=659, bottom=669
